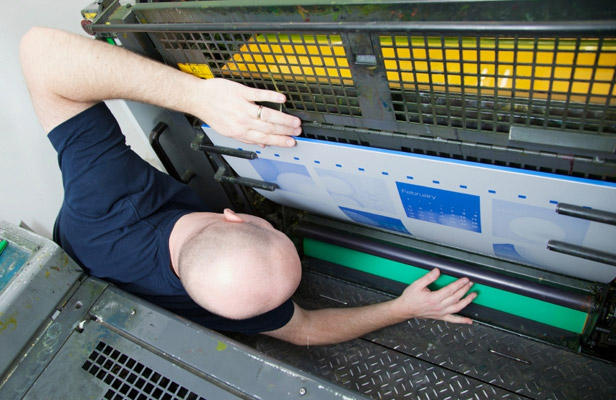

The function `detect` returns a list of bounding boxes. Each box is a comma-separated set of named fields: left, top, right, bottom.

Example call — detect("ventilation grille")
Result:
left=82, top=341, right=206, bottom=400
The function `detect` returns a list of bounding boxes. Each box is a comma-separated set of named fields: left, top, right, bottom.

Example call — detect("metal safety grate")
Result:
left=156, top=31, right=362, bottom=117
left=142, top=28, right=616, bottom=180
left=97, top=1, right=616, bottom=180
left=381, top=34, right=616, bottom=135
left=82, top=341, right=206, bottom=400
left=152, top=30, right=616, bottom=137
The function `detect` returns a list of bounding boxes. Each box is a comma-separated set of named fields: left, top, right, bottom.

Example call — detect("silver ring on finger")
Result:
left=257, top=105, right=263, bottom=120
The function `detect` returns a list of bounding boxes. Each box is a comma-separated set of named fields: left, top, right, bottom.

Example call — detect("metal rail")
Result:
left=548, top=240, right=616, bottom=266
left=91, top=20, right=616, bottom=34
left=556, top=203, right=616, bottom=226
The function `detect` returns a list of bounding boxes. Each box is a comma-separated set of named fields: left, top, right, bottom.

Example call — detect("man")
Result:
left=20, top=27, right=476, bottom=345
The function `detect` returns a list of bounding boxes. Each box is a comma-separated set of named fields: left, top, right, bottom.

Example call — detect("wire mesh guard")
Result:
left=172, top=32, right=362, bottom=117
left=382, top=35, right=616, bottom=134
left=157, top=30, right=616, bottom=138
left=82, top=341, right=207, bottom=400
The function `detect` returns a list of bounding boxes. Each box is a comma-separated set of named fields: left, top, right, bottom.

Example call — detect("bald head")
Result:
left=177, top=214, right=301, bottom=320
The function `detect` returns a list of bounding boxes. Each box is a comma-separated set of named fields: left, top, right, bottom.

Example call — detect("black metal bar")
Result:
left=214, top=166, right=277, bottom=191
left=191, top=133, right=259, bottom=159
left=547, top=240, right=616, bottom=266
left=295, top=223, right=596, bottom=312
left=556, top=203, right=616, bottom=226
left=192, top=143, right=258, bottom=160
left=90, top=21, right=616, bottom=34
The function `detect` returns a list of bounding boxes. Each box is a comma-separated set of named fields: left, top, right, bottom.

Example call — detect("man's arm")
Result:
left=20, top=27, right=301, bottom=146
left=265, top=268, right=477, bottom=346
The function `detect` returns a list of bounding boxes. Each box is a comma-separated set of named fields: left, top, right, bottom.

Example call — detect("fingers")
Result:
left=235, top=105, right=301, bottom=147
left=247, top=88, right=302, bottom=132
left=241, top=130, right=298, bottom=147
left=255, top=105, right=302, bottom=129
left=439, top=283, right=476, bottom=325
left=235, top=129, right=297, bottom=148
left=246, top=86, right=287, bottom=104
left=200, top=79, right=303, bottom=148
left=412, top=268, right=441, bottom=290
left=434, top=276, right=471, bottom=301
left=436, top=279, right=475, bottom=311
left=451, top=281, right=474, bottom=302
left=402, top=269, right=476, bottom=325
left=445, top=287, right=477, bottom=314
left=443, top=314, right=474, bottom=325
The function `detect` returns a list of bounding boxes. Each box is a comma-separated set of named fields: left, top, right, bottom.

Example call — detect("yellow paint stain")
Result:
left=178, top=63, right=215, bottom=79
left=0, top=315, right=17, bottom=333
left=215, top=340, right=227, bottom=352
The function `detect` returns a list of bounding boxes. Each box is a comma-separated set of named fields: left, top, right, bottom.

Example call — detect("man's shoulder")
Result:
left=48, top=103, right=112, bottom=150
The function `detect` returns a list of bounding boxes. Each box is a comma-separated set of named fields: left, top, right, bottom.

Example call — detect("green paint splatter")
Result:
left=216, top=341, right=228, bottom=352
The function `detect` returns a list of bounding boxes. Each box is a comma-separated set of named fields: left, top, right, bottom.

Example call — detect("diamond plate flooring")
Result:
left=242, top=270, right=616, bottom=400
left=255, top=337, right=524, bottom=400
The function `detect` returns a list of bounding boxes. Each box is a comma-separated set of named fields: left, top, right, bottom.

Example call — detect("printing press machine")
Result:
left=2, top=0, right=616, bottom=398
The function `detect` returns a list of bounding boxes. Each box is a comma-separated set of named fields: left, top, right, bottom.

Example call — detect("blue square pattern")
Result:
left=339, top=207, right=411, bottom=235
left=396, top=182, right=482, bottom=233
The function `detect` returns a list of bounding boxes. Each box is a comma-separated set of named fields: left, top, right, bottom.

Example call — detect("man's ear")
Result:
left=223, top=208, right=244, bottom=223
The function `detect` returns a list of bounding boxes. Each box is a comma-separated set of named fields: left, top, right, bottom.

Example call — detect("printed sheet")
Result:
left=204, top=126, right=616, bottom=283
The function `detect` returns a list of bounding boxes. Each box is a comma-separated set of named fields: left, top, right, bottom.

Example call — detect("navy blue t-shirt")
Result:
left=49, top=103, right=294, bottom=334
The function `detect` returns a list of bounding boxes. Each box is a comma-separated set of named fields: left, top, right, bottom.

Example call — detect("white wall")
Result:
left=1, top=1, right=160, bottom=238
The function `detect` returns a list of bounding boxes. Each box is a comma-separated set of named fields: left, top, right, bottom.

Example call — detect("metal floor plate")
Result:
left=255, top=337, right=523, bottom=400
left=242, top=269, right=616, bottom=400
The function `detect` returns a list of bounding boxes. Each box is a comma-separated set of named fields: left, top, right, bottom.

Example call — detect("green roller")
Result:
left=304, top=238, right=588, bottom=333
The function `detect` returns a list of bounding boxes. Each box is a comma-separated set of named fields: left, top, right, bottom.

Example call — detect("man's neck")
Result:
left=168, top=212, right=221, bottom=277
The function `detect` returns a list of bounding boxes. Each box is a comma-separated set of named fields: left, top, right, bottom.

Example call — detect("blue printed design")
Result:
left=249, top=158, right=317, bottom=195
left=492, top=200, right=589, bottom=245
left=396, top=182, right=481, bottom=232
left=493, top=243, right=529, bottom=264
left=315, top=168, right=396, bottom=214
left=339, top=207, right=411, bottom=235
